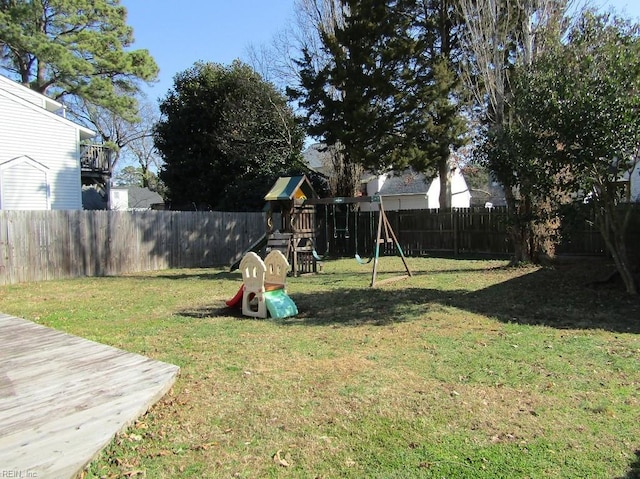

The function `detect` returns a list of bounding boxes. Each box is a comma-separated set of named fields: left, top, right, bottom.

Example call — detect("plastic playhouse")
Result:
left=226, top=250, right=298, bottom=319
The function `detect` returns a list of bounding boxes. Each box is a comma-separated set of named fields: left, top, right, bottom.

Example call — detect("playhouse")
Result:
left=226, top=250, right=298, bottom=319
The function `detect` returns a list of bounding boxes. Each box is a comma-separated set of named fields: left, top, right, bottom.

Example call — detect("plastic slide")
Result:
left=263, top=288, right=298, bottom=319
left=225, top=285, right=244, bottom=308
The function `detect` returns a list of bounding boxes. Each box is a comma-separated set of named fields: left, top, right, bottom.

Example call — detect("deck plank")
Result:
left=0, top=313, right=180, bottom=478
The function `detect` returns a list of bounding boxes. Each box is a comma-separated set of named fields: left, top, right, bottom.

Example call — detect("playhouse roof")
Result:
left=264, top=175, right=317, bottom=201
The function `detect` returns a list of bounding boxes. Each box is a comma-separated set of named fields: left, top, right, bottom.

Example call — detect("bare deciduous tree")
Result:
left=247, top=0, right=361, bottom=198
left=69, top=94, right=162, bottom=205
left=247, top=0, right=345, bottom=91
left=457, top=0, right=574, bottom=126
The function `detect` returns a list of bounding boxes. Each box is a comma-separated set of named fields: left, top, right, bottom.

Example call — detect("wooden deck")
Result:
left=0, top=313, right=180, bottom=479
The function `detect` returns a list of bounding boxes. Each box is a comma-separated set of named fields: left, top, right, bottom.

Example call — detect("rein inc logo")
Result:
left=1, top=471, right=37, bottom=478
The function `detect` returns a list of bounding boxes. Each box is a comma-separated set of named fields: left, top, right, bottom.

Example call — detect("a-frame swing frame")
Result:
left=369, top=199, right=412, bottom=287
left=305, top=195, right=412, bottom=287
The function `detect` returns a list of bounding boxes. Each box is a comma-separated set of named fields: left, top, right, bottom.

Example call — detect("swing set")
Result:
left=305, top=195, right=412, bottom=287
left=312, top=201, right=348, bottom=262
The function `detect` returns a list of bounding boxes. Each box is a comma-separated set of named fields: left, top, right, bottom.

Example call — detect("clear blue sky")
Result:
left=122, top=0, right=640, bottom=104
left=122, top=0, right=296, bottom=102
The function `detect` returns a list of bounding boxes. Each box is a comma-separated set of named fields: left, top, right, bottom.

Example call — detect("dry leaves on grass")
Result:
left=273, top=449, right=291, bottom=467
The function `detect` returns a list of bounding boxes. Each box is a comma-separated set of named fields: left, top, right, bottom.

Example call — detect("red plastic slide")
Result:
left=225, top=285, right=244, bottom=308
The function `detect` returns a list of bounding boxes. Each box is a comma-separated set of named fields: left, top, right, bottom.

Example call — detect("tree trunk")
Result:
left=504, top=189, right=532, bottom=265
left=438, top=158, right=452, bottom=210
left=596, top=204, right=638, bottom=295
left=330, top=147, right=362, bottom=198
left=141, top=164, right=150, bottom=188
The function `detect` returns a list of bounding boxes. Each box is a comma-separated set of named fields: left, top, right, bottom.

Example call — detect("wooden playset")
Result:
left=229, top=175, right=411, bottom=287
left=263, top=175, right=319, bottom=276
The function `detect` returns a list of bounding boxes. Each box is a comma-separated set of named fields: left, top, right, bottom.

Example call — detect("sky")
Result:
left=122, top=0, right=297, bottom=103
left=122, top=0, right=640, bottom=104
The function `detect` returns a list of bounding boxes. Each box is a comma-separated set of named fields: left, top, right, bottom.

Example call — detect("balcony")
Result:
left=80, top=144, right=114, bottom=175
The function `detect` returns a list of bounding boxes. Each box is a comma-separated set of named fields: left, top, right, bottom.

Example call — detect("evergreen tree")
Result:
left=399, top=0, right=467, bottom=208
left=290, top=0, right=408, bottom=176
left=0, top=0, right=158, bottom=119
left=289, top=0, right=467, bottom=204
left=155, top=61, right=307, bottom=211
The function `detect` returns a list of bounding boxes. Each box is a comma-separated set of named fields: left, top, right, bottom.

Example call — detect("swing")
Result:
left=333, top=203, right=350, bottom=239
left=302, top=195, right=412, bottom=287
left=312, top=204, right=331, bottom=261
left=354, top=209, right=374, bottom=264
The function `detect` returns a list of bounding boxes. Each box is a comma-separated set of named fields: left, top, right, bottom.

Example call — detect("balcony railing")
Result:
left=80, top=144, right=114, bottom=173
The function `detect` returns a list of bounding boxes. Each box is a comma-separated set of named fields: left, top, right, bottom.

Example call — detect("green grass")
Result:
left=0, top=256, right=639, bottom=478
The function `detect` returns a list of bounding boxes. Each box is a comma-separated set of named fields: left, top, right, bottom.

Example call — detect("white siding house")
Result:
left=0, top=75, right=95, bottom=210
left=624, top=160, right=640, bottom=202
left=361, top=168, right=471, bottom=211
left=425, top=168, right=472, bottom=209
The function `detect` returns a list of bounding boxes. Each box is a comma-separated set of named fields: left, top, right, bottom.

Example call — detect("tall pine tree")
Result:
left=402, top=0, right=467, bottom=208
left=0, top=0, right=158, bottom=120
left=290, top=0, right=467, bottom=204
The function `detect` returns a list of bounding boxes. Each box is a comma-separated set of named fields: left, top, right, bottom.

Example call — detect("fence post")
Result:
left=452, top=209, right=458, bottom=257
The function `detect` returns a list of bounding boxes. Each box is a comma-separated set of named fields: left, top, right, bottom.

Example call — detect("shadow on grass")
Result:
left=174, top=258, right=639, bottom=333
left=288, top=262, right=639, bottom=333
left=446, top=269, right=640, bottom=334
left=617, top=450, right=640, bottom=479
left=182, top=273, right=639, bottom=334
left=129, top=270, right=240, bottom=282
left=179, top=305, right=243, bottom=319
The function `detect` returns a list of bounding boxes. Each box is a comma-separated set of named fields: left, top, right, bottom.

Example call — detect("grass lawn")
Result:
left=0, top=256, right=639, bottom=478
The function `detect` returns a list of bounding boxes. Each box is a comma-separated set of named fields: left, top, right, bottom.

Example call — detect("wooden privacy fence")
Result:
left=318, top=207, right=513, bottom=259
left=1, top=206, right=638, bottom=285
left=0, top=210, right=266, bottom=285
left=395, top=208, right=513, bottom=256
left=317, top=206, right=640, bottom=259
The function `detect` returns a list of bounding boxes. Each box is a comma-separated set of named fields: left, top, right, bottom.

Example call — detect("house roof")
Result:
left=302, top=143, right=336, bottom=177
left=0, top=74, right=62, bottom=113
left=469, top=186, right=507, bottom=207
left=303, top=143, right=326, bottom=171
left=127, top=186, right=163, bottom=209
left=112, top=186, right=163, bottom=209
left=264, top=175, right=318, bottom=201
left=0, top=74, right=95, bottom=140
left=378, top=170, right=431, bottom=196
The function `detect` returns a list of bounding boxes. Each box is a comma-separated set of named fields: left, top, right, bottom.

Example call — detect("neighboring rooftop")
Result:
left=377, top=170, right=431, bottom=195
left=116, top=186, right=164, bottom=209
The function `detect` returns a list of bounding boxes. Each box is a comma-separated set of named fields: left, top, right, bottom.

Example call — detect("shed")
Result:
left=110, top=186, right=164, bottom=211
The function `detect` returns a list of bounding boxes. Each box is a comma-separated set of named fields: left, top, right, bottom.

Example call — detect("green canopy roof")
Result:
left=264, top=176, right=317, bottom=201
